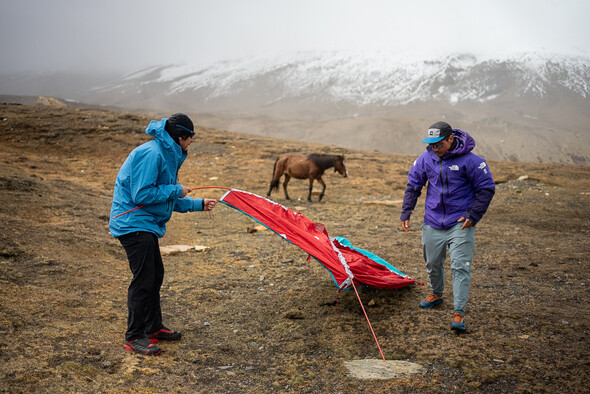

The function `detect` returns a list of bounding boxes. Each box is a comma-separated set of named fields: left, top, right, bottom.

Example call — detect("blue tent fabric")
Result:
left=333, top=236, right=408, bottom=278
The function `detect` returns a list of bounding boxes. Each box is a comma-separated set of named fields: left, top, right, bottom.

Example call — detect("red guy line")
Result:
left=113, top=205, right=145, bottom=218
left=190, top=186, right=231, bottom=191
left=352, top=280, right=387, bottom=363
left=113, top=187, right=229, bottom=219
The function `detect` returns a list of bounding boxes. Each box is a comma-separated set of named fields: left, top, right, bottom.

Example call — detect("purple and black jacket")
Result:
left=400, top=129, right=495, bottom=230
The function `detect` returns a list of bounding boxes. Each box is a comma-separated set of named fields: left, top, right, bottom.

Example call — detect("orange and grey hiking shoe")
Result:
left=451, top=312, right=466, bottom=332
left=147, top=326, right=181, bottom=343
left=419, top=293, right=443, bottom=309
left=124, top=337, right=162, bottom=356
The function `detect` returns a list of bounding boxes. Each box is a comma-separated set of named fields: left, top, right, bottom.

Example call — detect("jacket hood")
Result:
left=145, top=118, right=184, bottom=162
left=427, top=128, right=475, bottom=159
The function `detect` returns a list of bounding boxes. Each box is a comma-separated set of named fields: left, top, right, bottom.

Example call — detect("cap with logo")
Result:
left=422, top=121, right=453, bottom=143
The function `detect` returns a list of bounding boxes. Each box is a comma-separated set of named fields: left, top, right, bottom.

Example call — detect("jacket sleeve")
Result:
left=400, top=156, right=428, bottom=222
left=173, top=197, right=204, bottom=212
left=129, top=149, right=183, bottom=205
left=465, top=158, right=495, bottom=224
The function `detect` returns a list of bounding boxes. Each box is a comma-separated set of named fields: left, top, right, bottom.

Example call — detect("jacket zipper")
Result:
left=440, top=159, right=446, bottom=228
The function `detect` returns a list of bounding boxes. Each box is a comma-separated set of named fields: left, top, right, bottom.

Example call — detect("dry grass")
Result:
left=0, top=103, right=589, bottom=393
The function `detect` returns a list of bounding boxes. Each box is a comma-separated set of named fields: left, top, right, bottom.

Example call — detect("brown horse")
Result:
left=267, top=154, right=348, bottom=202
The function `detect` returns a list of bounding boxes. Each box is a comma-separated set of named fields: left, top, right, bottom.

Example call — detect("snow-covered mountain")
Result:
left=87, top=51, right=590, bottom=112
left=2, top=51, right=590, bottom=164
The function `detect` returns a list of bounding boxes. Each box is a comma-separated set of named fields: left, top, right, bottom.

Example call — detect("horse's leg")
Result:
left=317, top=177, right=326, bottom=201
left=283, top=174, right=291, bottom=200
left=307, top=178, right=314, bottom=202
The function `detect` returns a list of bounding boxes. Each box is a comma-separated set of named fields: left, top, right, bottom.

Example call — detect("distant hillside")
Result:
left=2, top=51, right=589, bottom=164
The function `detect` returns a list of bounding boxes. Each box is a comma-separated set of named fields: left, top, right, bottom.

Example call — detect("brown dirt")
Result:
left=1, top=103, right=589, bottom=393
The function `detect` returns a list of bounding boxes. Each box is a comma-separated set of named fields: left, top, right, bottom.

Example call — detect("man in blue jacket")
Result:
left=400, top=121, right=495, bottom=332
left=110, top=113, right=217, bottom=355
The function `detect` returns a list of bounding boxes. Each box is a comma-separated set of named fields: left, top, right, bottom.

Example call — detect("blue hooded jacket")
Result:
left=109, top=118, right=204, bottom=238
left=400, top=129, right=495, bottom=230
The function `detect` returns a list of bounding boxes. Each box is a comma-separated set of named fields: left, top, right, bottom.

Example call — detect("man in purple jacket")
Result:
left=400, top=121, right=495, bottom=331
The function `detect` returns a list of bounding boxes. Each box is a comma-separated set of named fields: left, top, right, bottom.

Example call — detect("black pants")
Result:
left=119, top=231, right=164, bottom=341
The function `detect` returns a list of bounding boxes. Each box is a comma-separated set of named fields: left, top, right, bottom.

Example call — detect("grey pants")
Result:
left=422, top=223, right=475, bottom=316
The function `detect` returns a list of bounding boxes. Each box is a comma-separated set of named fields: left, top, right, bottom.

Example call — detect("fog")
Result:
left=1, top=0, right=589, bottom=74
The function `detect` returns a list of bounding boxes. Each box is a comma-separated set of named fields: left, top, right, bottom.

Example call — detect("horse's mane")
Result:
left=307, top=154, right=344, bottom=170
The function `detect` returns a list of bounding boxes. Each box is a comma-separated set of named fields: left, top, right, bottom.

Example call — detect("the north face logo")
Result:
left=449, top=165, right=459, bottom=171
left=478, top=162, right=488, bottom=173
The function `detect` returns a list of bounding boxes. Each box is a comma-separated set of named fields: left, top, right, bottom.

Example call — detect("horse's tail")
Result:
left=271, top=157, right=279, bottom=178
left=268, top=157, right=282, bottom=195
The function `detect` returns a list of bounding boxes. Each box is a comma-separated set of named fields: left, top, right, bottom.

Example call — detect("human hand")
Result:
left=457, top=216, right=473, bottom=229
left=180, top=185, right=191, bottom=198
left=203, top=199, right=217, bottom=211
left=181, top=185, right=191, bottom=198
left=401, top=220, right=412, bottom=232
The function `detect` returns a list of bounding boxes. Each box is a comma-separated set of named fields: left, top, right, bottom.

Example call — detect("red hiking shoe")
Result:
left=124, top=337, right=162, bottom=356
left=147, top=326, right=182, bottom=343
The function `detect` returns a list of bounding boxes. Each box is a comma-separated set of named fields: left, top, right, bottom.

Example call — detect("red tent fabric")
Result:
left=219, top=189, right=420, bottom=291
left=331, top=238, right=420, bottom=289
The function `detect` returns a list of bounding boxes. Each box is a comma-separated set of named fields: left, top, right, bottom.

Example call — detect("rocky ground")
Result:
left=0, top=102, right=589, bottom=393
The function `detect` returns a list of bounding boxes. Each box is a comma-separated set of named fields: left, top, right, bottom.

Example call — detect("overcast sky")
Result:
left=1, top=0, right=589, bottom=74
